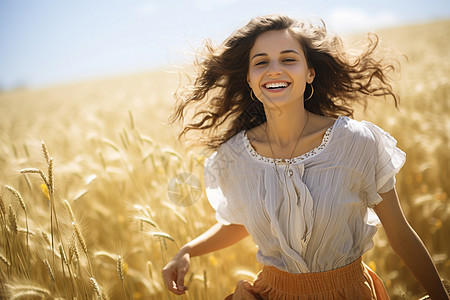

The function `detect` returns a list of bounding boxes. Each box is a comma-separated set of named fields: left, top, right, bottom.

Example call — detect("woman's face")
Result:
left=247, top=29, right=315, bottom=108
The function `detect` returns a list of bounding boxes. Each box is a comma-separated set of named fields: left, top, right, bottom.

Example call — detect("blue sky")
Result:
left=1, top=0, right=449, bottom=90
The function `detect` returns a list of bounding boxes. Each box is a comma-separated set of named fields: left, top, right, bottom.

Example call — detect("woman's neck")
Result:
left=264, top=101, right=309, bottom=148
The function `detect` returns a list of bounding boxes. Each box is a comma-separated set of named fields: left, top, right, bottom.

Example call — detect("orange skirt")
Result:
left=225, top=258, right=389, bottom=300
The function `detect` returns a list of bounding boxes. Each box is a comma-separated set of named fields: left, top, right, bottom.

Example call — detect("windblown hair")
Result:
left=170, top=14, right=399, bottom=149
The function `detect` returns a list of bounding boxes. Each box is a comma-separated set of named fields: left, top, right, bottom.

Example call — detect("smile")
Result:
left=263, top=81, right=291, bottom=90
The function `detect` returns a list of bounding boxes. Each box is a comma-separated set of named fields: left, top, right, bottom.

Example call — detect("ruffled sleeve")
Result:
left=360, top=121, right=406, bottom=208
left=204, top=145, right=245, bottom=225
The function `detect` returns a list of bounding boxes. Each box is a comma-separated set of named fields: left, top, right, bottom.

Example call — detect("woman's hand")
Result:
left=374, top=188, right=449, bottom=299
left=161, top=222, right=249, bottom=295
left=162, top=248, right=191, bottom=295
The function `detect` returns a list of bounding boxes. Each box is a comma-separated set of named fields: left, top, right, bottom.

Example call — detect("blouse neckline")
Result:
left=242, top=116, right=342, bottom=165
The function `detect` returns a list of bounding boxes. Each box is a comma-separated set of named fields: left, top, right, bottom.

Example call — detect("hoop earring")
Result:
left=250, top=89, right=258, bottom=102
left=304, top=83, right=314, bottom=101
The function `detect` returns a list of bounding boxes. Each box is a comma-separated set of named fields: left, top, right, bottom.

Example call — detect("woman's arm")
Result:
left=161, top=222, right=249, bottom=295
left=374, top=188, right=449, bottom=299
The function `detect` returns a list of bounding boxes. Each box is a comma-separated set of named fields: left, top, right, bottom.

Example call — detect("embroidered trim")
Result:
left=243, top=126, right=333, bottom=164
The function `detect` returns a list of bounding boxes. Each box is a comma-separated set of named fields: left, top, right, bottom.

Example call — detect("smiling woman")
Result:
left=247, top=30, right=314, bottom=110
left=164, top=14, right=449, bottom=299
left=170, top=15, right=398, bottom=149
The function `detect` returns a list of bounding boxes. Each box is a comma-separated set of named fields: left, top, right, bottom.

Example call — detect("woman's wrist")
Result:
left=178, top=244, right=193, bottom=257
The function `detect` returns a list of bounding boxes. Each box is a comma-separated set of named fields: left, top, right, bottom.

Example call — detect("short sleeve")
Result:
left=360, top=121, right=406, bottom=207
left=204, top=147, right=245, bottom=225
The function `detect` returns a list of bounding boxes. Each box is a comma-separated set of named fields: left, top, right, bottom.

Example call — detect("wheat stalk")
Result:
left=117, top=255, right=124, bottom=282
left=100, top=138, right=120, bottom=152
left=69, top=238, right=80, bottom=264
left=203, top=270, right=208, bottom=289
left=45, top=155, right=57, bottom=268
left=17, top=227, right=35, bottom=235
left=5, top=185, right=30, bottom=265
left=161, top=148, right=184, bottom=161
left=121, top=128, right=130, bottom=148
left=117, top=254, right=128, bottom=298
left=72, top=222, right=88, bottom=254
left=93, top=251, right=116, bottom=261
left=43, top=259, right=55, bottom=283
left=41, top=141, right=50, bottom=164
left=0, top=193, right=6, bottom=217
left=59, top=243, right=76, bottom=294
left=0, top=252, right=10, bottom=267
left=40, top=230, right=51, bottom=247
left=23, top=143, right=30, bottom=157
left=147, top=261, right=153, bottom=279
left=11, top=290, right=51, bottom=300
left=139, top=134, right=154, bottom=145
left=151, top=232, right=175, bottom=242
left=98, top=151, right=106, bottom=169
left=48, top=157, right=54, bottom=194
left=20, top=168, right=49, bottom=186
left=90, top=277, right=106, bottom=300
left=5, top=185, right=26, bottom=214
left=59, top=244, right=69, bottom=267
left=63, top=200, right=76, bottom=222
left=9, top=285, right=52, bottom=300
left=8, top=205, right=18, bottom=235
left=137, top=217, right=157, bottom=229
left=129, top=110, right=135, bottom=129
left=72, top=189, right=88, bottom=202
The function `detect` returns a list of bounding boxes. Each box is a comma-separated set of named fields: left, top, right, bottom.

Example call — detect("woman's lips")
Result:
left=262, top=81, right=291, bottom=92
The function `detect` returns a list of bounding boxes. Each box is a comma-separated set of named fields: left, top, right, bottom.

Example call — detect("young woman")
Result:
left=162, top=15, right=448, bottom=299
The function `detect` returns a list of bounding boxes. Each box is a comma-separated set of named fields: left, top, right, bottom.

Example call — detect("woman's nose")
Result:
left=267, top=62, right=282, bottom=77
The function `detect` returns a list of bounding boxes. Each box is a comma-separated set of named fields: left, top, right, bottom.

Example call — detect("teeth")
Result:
left=265, top=82, right=288, bottom=89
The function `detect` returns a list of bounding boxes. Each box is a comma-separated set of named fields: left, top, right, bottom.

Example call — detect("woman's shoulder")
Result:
left=333, top=116, right=396, bottom=147
left=335, top=116, right=378, bottom=135
left=220, top=130, right=247, bottom=152
left=205, top=131, right=247, bottom=165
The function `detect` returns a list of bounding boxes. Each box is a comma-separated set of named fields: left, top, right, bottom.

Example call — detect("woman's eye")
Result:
left=282, top=58, right=296, bottom=62
left=255, top=60, right=268, bottom=66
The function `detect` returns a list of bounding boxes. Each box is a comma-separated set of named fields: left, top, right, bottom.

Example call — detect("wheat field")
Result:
left=0, top=20, right=449, bottom=299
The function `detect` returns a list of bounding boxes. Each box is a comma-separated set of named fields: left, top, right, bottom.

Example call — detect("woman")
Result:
left=162, top=15, right=448, bottom=299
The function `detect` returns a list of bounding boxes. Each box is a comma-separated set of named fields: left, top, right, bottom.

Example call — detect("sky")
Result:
left=0, top=0, right=449, bottom=90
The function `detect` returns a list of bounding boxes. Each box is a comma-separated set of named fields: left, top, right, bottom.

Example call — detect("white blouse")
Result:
left=204, top=116, right=406, bottom=273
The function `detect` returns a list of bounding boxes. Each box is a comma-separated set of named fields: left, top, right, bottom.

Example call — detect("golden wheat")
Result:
left=59, top=244, right=69, bottom=267
left=71, top=222, right=88, bottom=255
left=0, top=252, right=10, bottom=267
left=7, top=205, right=18, bottom=235
left=90, top=277, right=106, bottom=300
left=41, top=141, right=50, bottom=163
left=8, top=285, right=52, bottom=300
left=48, top=157, right=54, bottom=194
left=43, top=259, right=55, bottom=283
left=5, top=185, right=26, bottom=214
left=93, top=250, right=116, bottom=261
left=20, top=168, right=49, bottom=186
left=151, top=232, right=176, bottom=242
left=68, top=238, right=80, bottom=264
left=62, top=200, right=76, bottom=223
left=147, top=260, right=154, bottom=279
left=40, top=230, right=51, bottom=247
left=137, top=216, right=157, bottom=229
left=0, top=20, right=447, bottom=300
left=117, top=255, right=124, bottom=282
left=0, top=193, right=6, bottom=216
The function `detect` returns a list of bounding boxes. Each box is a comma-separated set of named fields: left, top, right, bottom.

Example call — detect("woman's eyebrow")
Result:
left=251, top=53, right=267, bottom=60
left=251, top=49, right=300, bottom=60
left=280, top=49, right=300, bottom=55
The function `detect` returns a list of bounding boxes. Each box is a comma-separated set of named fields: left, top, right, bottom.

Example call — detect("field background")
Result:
left=0, top=20, right=449, bottom=299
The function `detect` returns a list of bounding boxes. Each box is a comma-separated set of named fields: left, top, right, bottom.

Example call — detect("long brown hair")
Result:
left=170, top=15, right=399, bottom=149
